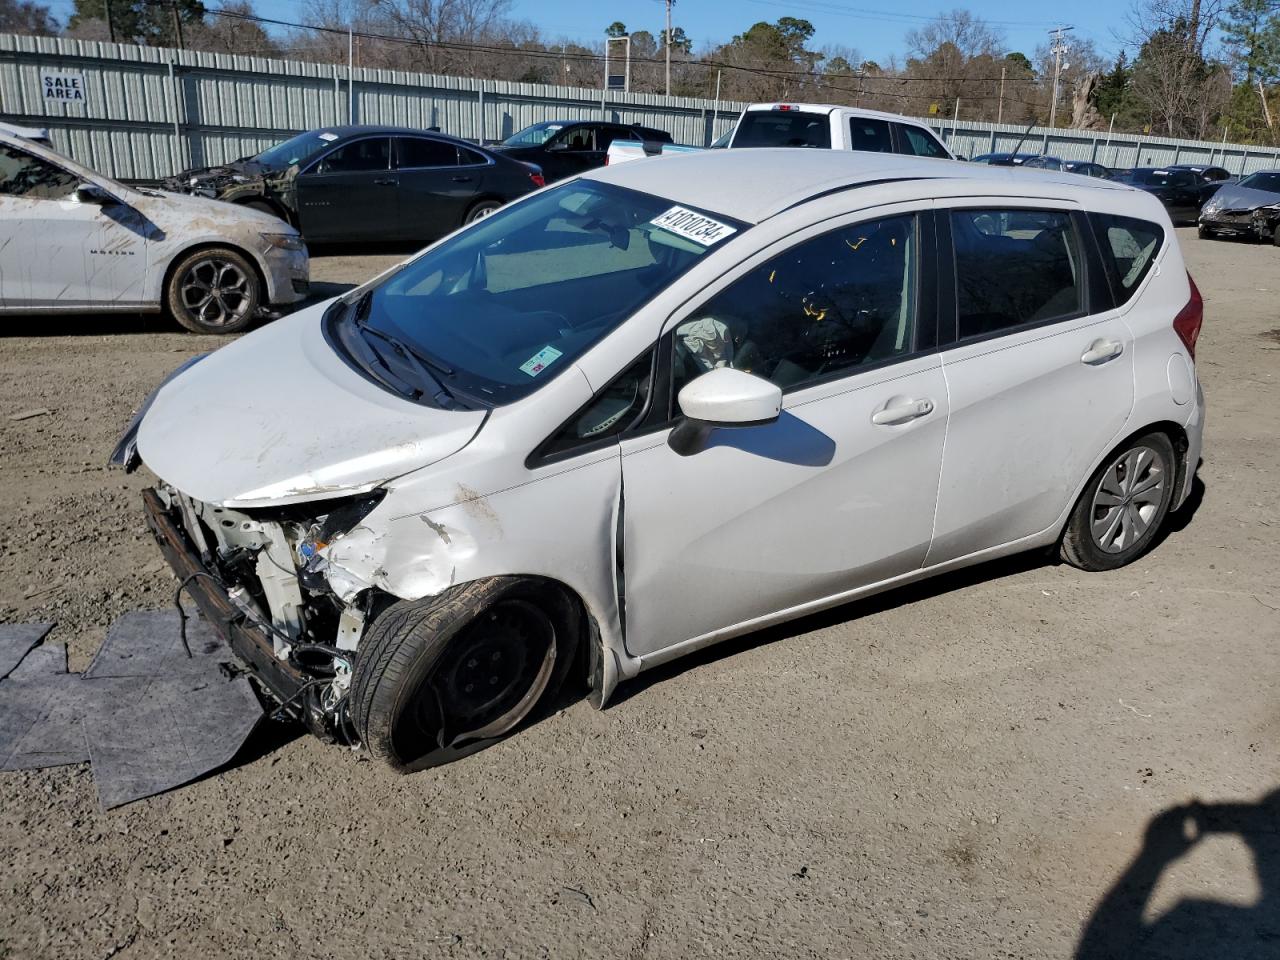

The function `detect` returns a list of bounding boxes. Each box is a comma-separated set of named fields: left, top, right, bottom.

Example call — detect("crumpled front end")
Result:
left=142, top=482, right=389, bottom=740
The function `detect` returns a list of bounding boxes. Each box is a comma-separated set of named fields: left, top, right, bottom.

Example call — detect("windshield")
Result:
left=1238, top=172, right=1280, bottom=194
left=330, top=180, right=745, bottom=405
left=732, top=111, right=832, bottom=149
left=503, top=122, right=565, bottom=147
left=254, top=130, right=342, bottom=169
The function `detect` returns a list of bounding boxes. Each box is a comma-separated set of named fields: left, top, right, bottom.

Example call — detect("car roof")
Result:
left=583, top=147, right=1132, bottom=224
left=744, top=102, right=936, bottom=127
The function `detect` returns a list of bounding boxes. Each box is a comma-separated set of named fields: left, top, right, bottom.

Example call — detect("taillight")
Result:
left=1173, top=272, right=1203, bottom=361
left=530, top=171, right=546, bottom=188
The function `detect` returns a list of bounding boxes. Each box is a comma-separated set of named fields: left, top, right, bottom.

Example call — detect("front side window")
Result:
left=396, top=137, right=458, bottom=169
left=897, top=125, right=948, bottom=159
left=671, top=214, right=918, bottom=398
left=732, top=112, right=832, bottom=149
left=848, top=117, right=893, bottom=153
left=1090, top=213, right=1163, bottom=303
left=0, top=144, right=79, bottom=200
left=331, top=181, right=744, bottom=406
left=952, top=208, right=1083, bottom=339
left=554, top=126, right=596, bottom=152
left=317, top=138, right=390, bottom=174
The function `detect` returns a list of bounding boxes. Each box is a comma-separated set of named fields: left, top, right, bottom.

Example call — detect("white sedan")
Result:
left=123, top=149, right=1204, bottom=770
left=0, top=129, right=309, bottom=333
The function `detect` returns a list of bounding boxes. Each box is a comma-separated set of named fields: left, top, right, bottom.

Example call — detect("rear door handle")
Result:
left=871, top=397, right=935, bottom=426
left=1081, top=338, right=1124, bottom=365
left=450, top=176, right=474, bottom=183
left=374, top=177, right=398, bottom=186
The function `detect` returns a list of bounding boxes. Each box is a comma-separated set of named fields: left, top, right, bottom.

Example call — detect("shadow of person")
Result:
left=1076, top=789, right=1280, bottom=960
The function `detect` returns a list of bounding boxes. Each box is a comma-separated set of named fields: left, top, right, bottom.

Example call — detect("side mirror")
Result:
left=75, top=183, right=113, bottom=205
left=669, top=368, right=782, bottom=456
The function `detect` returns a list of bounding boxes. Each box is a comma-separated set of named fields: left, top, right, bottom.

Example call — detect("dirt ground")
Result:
left=1, top=229, right=1277, bottom=959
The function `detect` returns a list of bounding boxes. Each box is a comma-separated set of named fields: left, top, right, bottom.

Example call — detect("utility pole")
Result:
left=104, top=0, right=116, bottom=41
left=170, top=0, right=185, bottom=49
left=664, top=0, right=673, bottom=97
left=1047, top=25, right=1074, bottom=129
left=997, top=65, right=1005, bottom=124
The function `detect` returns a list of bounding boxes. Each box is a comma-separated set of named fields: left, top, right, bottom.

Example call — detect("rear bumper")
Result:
left=142, top=487, right=308, bottom=705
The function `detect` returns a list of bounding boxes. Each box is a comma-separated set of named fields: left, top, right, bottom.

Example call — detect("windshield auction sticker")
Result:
left=650, top=206, right=737, bottom=246
left=520, top=345, right=563, bottom=377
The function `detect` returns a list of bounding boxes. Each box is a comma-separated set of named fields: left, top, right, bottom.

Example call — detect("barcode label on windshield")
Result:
left=650, top=206, right=737, bottom=246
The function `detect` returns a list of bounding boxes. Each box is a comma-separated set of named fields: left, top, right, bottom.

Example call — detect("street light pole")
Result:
left=664, top=0, right=673, bottom=97
left=1048, top=25, right=1073, bottom=129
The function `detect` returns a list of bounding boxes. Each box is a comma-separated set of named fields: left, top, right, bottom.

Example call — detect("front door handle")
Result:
left=1081, top=338, right=1124, bottom=365
left=373, top=177, right=397, bottom=186
left=450, top=175, right=474, bottom=183
left=871, top=396, right=935, bottom=426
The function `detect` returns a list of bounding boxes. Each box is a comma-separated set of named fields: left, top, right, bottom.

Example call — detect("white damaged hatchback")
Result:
left=117, top=150, right=1205, bottom=771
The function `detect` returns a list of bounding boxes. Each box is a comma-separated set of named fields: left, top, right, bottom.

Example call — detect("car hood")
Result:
left=1203, top=183, right=1280, bottom=212
left=136, top=304, right=488, bottom=508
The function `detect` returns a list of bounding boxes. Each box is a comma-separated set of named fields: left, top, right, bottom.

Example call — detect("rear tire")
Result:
left=350, top=578, right=579, bottom=772
left=464, top=199, right=502, bottom=224
left=165, top=246, right=260, bottom=334
left=1060, top=432, right=1177, bottom=571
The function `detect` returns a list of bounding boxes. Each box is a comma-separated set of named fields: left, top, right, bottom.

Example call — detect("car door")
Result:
left=0, top=142, right=147, bottom=309
left=1169, top=171, right=1201, bottom=220
left=394, top=136, right=476, bottom=242
left=616, top=209, right=949, bottom=658
left=893, top=123, right=951, bottom=159
left=925, top=203, right=1135, bottom=566
left=542, top=124, right=598, bottom=180
left=294, top=136, right=394, bottom=243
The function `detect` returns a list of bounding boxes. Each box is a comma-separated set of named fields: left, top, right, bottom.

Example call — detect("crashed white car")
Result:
left=0, top=129, right=309, bottom=333
left=118, top=150, right=1205, bottom=771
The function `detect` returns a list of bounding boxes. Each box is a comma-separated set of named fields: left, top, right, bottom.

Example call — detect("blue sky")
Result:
left=48, top=0, right=1125, bottom=67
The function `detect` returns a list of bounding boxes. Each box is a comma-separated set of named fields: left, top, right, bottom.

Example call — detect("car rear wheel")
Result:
left=166, top=247, right=260, bottom=334
left=464, top=199, right=502, bottom=224
left=1060, top=432, right=1177, bottom=571
left=350, top=578, right=579, bottom=772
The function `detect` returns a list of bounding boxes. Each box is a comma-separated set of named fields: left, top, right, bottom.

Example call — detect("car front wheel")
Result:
left=1060, top=432, right=1177, bottom=571
left=1198, top=222, right=1213, bottom=239
left=350, top=578, right=579, bottom=772
left=166, top=247, right=261, bottom=334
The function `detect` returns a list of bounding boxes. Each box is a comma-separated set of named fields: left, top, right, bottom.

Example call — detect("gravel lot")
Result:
left=1, top=229, right=1277, bottom=959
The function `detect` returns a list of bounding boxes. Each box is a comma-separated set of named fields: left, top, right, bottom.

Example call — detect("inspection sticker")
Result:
left=318, top=131, right=339, bottom=142
left=650, top=206, right=737, bottom=246
left=519, top=345, right=563, bottom=377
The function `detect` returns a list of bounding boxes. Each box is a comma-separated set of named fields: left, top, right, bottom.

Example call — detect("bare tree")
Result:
left=0, top=0, right=58, bottom=35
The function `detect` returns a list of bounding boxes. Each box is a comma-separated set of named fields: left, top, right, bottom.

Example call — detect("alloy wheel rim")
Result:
left=1090, top=444, right=1166, bottom=554
left=179, top=258, right=251, bottom=327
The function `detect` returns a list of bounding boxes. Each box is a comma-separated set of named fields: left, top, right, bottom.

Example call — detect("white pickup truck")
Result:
left=606, top=102, right=955, bottom=167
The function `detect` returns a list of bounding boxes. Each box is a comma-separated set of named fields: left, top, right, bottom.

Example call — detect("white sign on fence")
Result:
left=41, top=70, right=86, bottom=105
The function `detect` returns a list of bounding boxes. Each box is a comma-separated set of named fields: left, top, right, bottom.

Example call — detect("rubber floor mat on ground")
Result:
left=0, top=611, right=264, bottom=809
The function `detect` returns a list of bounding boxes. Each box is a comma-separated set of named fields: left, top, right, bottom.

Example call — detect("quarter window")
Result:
left=952, top=209, right=1083, bottom=340
left=541, top=351, right=654, bottom=458
left=896, top=125, right=949, bottom=159
left=848, top=117, right=893, bottom=153
left=396, top=137, right=458, bottom=168
left=671, top=214, right=918, bottom=397
left=1089, top=213, right=1163, bottom=303
left=317, top=138, right=390, bottom=173
left=0, top=145, right=79, bottom=200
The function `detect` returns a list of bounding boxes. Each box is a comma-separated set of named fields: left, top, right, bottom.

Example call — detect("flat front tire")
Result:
left=165, top=246, right=260, bottom=334
left=1060, top=432, right=1177, bottom=571
left=350, top=578, right=579, bottom=772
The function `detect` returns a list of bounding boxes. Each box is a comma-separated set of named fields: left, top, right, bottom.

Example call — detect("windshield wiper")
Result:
left=346, top=294, right=461, bottom=409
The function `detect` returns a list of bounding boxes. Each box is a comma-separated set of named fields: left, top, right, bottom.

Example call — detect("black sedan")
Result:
left=491, top=120, right=672, bottom=183
left=164, top=126, right=545, bottom=245
left=1112, top=168, right=1204, bottom=224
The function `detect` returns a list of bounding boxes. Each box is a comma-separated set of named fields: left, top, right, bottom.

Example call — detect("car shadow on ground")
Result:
left=1075, top=788, right=1280, bottom=959
left=607, top=475, right=1206, bottom=709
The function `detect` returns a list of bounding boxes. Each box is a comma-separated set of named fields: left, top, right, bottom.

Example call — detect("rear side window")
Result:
left=396, top=137, right=458, bottom=168
left=848, top=117, right=893, bottom=153
left=458, top=146, right=489, bottom=166
left=1089, top=213, right=1163, bottom=304
left=733, top=112, right=832, bottom=149
left=951, top=209, right=1083, bottom=340
left=896, top=124, right=948, bottom=159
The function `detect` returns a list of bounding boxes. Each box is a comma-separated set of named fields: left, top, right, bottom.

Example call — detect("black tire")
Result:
left=463, top=199, right=502, bottom=224
left=1273, top=228, right=1280, bottom=247
left=1060, top=432, right=1177, bottom=571
left=1198, top=223, right=1213, bottom=240
left=350, top=577, right=579, bottom=772
left=240, top=199, right=279, bottom=218
left=165, top=246, right=261, bottom=334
